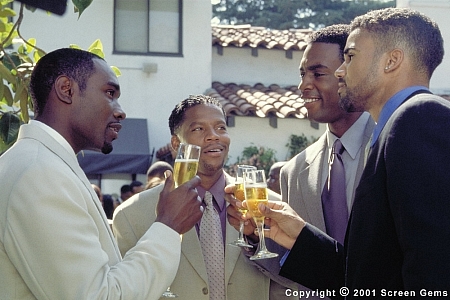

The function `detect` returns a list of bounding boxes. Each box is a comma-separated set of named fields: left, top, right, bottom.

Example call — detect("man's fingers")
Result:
left=184, top=175, right=202, bottom=189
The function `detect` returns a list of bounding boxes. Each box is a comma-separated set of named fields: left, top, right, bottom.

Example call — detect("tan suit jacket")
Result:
left=0, top=123, right=181, bottom=299
left=113, top=172, right=279, bottom=300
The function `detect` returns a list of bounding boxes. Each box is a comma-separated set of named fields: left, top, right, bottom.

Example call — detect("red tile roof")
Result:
left=212, top=24, right=312, bottom=51
left=205, top=82, right=307, bottom=119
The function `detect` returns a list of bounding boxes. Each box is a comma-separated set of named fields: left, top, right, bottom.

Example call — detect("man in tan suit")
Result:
left=0, top=48, right=202, bottom=299
left=113, top=95, right=280, bottom=300
left=227, top=25, right=375, bottom=299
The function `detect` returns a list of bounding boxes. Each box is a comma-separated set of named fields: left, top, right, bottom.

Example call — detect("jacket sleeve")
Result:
left=4, top=161, right=181, bottom=300
left=280, top=223, right=345, bottom=294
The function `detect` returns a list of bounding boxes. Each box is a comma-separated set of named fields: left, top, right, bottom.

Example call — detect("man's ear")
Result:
left=54, top=75, right=73, bottom=104
left=384, top=48, right=404, bottom=72
left=171, top=135, right=180, bottom=153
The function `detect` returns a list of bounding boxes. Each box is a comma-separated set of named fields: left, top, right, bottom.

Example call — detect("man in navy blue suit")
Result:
left=257, top=7, right=450, bottom=298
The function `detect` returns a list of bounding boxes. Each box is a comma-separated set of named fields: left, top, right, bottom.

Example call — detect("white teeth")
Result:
left=303, top=98, right=320, bottom=103
left=109, top=126, right=118, bottom=133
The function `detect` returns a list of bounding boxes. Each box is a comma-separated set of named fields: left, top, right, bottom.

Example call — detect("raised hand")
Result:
left=155, top=170, right=203, bottom=234
left=258, top=201, right=306, bottom=250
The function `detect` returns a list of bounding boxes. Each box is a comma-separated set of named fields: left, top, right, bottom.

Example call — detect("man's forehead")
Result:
left=300, top=42, right=341, bottom=69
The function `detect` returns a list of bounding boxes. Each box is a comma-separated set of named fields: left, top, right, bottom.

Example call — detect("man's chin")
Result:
left=101, top=143, right=113, bottom=154
left=201, top=161, right=225, bottom=174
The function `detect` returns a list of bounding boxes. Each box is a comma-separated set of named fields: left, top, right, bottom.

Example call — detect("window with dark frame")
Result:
left=114, top=0, right=182, bottom=56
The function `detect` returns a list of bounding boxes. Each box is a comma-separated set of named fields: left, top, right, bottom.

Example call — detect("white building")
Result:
left=20, top=1, right=449, bottom=195
left=18, top=0, right=325, bottom=194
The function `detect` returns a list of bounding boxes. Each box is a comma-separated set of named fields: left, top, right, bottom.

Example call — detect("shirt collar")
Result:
left=30, top=120, right=76, bottom=156
left=326, top=112, right=371, bottom=160
left=371, top=86, right=429, bottom=147
left=196, top=171, right=226, bottom=212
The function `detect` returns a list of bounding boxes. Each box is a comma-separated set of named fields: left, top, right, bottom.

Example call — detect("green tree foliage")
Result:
left=212, top=0, right=396, bottom=30
left=0, top=0, right=118, bottom=153
left=225, top=144, right=277, bottom=178
left=285, top=133, right=314, bottom=159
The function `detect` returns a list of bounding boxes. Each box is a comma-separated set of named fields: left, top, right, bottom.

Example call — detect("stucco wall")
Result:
left=20, top=0, right=213, bottom=152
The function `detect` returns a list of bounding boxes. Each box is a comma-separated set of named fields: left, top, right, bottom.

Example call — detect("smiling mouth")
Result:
left=204, top=148, right=223, bottom=153
left=303, top=98, right=321, bottom=103
left=108, top=123, right=122, bottom=140
left=108, top=123, right=122, bottom=132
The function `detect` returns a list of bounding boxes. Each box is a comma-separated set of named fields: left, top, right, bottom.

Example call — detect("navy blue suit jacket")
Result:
left=280, top=93, right=450, bottom=298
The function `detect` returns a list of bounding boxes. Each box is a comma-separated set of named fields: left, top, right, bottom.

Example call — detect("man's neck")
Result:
left=328, top=112, right=363, bottom=138
left=198, top=169, right=224, bottom=190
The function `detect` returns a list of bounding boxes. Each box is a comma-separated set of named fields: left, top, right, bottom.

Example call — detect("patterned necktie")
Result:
left=322, top=139, right=348, bottom=245
left=200, top=191, right=225, bottom=300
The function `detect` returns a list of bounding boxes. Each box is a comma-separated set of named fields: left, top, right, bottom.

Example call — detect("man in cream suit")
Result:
left=226, top=25, right=374, bottom=299
left=113, top=95, right=280, bottom=300
left=0, top=48, right=202, bottom=299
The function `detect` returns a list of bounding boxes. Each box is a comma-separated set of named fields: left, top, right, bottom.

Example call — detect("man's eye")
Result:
left=314, top=73, right=325, bottom=78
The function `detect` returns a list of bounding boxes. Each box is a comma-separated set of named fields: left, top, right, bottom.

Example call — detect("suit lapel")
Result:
left=181, top=228, right=208, bottom=283
left=299, top=135, right=327, bottom=231
left=22, top=124, right=121, bottom=259
left=351, top=117, right=376, bottom=207
left=225, top=217, right=242, bottom=283
left=223, top=172, right=242, bottom=283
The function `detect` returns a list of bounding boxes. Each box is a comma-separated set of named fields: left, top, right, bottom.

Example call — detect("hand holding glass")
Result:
left=162, top=142, right=201, bottom=298
left=243, top=169, right=279, bottom=260
left=228, top=165, right=256, bottom=248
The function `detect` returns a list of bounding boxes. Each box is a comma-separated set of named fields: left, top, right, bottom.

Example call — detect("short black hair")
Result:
left=30, top=48, right=103, bottom=117
left=147, top=161, right=173, bottom=178
left=168, top=94, right=225, bottom=135
left=307, top=24, right=350, bottom=62
left=129, top=181, right=143, bottom=189
left=120, top=184, right=131, bottom=194
left=351, top=7, right=443, bottom=78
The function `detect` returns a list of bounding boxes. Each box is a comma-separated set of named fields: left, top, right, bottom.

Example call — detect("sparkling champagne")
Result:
left=173, top=159, right=199, bottom=187
left=234, top=182, right=247, bottom=214
left=245, top=185, right=268, bottom=220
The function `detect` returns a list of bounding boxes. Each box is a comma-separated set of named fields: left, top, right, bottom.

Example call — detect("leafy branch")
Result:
left=0, top=0, right=110, bottom=153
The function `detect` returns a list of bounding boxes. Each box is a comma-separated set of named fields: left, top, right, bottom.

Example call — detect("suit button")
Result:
left=202, top=287, right=209, bottom=295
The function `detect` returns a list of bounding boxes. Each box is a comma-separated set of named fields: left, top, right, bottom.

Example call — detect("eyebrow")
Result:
left=108, top=81, right=120, bottom=91
left=300, top=63, right=329, bottom=72
left=343, top=47, right=356, bottom=55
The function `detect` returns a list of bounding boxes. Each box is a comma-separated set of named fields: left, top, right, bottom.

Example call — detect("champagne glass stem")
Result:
left=238, top=219, right=245, bottom=241
left=255, top=218, right=268, bottom=251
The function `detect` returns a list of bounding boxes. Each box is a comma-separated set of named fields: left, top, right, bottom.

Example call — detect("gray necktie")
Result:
left=200, top=191, right=225, bottom=300
left=322, top=139, right=348, bottom=245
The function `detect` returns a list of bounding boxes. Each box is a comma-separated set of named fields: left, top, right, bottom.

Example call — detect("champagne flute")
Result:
left=228, top=165, right=256, bottom=248
left=162, top=142, right=201, bottom=298
left=243, top=169, right=279, bottom=260
left=173, top=143, right=201, bottom=188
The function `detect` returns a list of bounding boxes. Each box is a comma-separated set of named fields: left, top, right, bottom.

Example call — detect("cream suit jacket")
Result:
left=113, top=172, right=280, bottom=300
left=0, top=123, right=181, bottom=300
